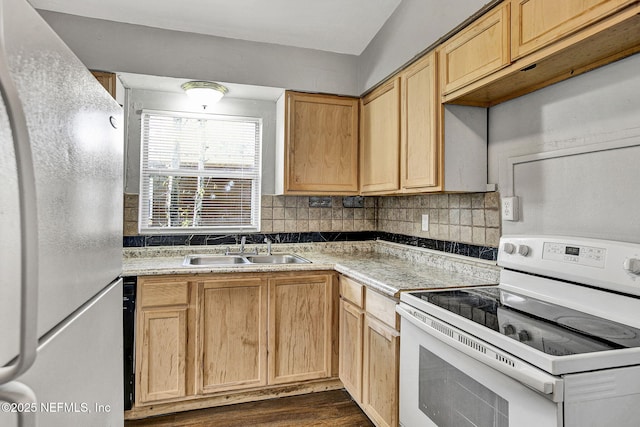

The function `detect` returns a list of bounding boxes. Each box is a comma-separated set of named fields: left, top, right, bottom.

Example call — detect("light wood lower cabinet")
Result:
left=338, top=275, right=400, bottom=427
left=139, top=308, right=188, bottom=403
left=362, top=315, right=400, bottom=427
left=136, top=277, right=191, bottom=405
left=134, top=271, right=336, bottom=412
left=269, top=274, right=333, bottom=384
left=339, top=299, right=364, bottom=402
left=198, top=277, right=268, bottom=394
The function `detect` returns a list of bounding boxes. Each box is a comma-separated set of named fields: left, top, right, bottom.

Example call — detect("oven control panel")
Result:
left=498, top=235, right=640, bottom=296
left=542, top=242, right=606, bottom=268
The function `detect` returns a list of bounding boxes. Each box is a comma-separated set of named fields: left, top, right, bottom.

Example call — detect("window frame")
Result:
left=138, top=109, right=262, bottom=235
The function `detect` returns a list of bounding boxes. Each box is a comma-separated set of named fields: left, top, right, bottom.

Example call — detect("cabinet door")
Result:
left=511, top=0, right=634, bottom=59
left=362, top=315, right=400, bottom=427
left=198, top=277, right=268, bottom=394
left=138, top=308, right=188, bottom=403
left=90, top=70, right=117, bottom=99
left=400, top=52, right=440, bottom=192
left=439, top=3, right=510, bottom=95
left=285, top=92, right=359, bottom=194
left=339, top=299, right=364, bottom=402
left=268, top=274, right=333, bottom=384
left=136, top=277, right=191, bottom=405
left=360, top=78, right=401, bottom=194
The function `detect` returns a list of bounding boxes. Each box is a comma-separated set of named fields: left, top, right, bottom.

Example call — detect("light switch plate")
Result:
left=502, top=197, right=519, bottom=221
left=421, top=214, right=429, bottom=231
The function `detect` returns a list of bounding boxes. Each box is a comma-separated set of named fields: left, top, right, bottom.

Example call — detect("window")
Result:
left=139, top=110, right=262, bottom=234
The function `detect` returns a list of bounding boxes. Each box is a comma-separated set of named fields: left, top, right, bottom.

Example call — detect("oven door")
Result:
left=398, top=304, right=563, bottom=427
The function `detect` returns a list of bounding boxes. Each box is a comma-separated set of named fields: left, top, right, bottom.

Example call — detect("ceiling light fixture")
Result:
left=181, top=81, right=228, bottom=108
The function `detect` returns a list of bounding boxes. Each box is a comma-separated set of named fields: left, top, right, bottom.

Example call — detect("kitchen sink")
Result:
left=183, top=253, right=311, bottom=266
left=245, top=254, right=311, bottom=264
left=183, top=255, right=250, bottom=266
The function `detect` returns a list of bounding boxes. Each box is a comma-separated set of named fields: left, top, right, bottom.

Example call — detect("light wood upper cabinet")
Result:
left=136, top=277, right=191, bottom=405
left=400, top=52, right=440, bottom=192
left=278, top=91, right=359, bottom=195
left=90, top=70, right=117, bottom=99
left=443, top=1, right=640, bottom=106
left=360, top=78, right=401, bottom=195
left=197, top=277, right=268, bottom=394
left=439, top=2, right=510, bottom=96
left=268, top=274, right=333, bottom=384
left=511, top=0, right=635, bottom=60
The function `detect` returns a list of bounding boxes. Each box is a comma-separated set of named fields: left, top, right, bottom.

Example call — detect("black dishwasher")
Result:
left=123, top=276, right=136, bottom=410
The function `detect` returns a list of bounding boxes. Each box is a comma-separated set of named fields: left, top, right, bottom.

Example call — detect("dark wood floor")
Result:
left=125, top=390, right=375, bottom=427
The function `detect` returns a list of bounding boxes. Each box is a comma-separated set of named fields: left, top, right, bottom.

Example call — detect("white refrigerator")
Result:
left=0, top=0, right=124, bottom=425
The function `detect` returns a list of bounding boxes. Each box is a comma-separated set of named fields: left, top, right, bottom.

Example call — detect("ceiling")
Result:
left=118, top=72, right=285, bottom=101
left=30, top=0, right=402, bottom=55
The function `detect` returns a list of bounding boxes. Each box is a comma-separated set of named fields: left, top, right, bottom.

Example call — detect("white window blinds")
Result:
left=139, top=110, right=262, bottom=234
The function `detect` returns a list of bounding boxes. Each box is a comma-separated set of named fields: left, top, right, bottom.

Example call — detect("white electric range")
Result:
left=397, top=235, right=640, bottom=427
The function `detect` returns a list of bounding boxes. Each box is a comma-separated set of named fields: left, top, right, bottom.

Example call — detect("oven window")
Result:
left=419, top=346, right=508, bottom=427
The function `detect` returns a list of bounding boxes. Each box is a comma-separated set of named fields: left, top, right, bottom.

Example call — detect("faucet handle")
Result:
left=264, top=237, right=272, bottom=255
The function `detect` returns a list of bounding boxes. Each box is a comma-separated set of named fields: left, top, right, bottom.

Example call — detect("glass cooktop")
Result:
left=411, top=287, right=640, bottom=356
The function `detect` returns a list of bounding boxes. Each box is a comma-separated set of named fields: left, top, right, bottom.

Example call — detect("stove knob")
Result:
left=503, top=243, right=516, bottom=254
left=517, top=245, right=530, bottom=257
left=518, top=330, right=531, bottom=342
left=503, top=324, right=516, bottom=335
left=623, top=258, right=640, bottom=275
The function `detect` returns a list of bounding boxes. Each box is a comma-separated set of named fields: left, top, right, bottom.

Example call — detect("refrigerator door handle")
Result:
left=0, top=381, right=37, bottom=427
left=0, top=13, right=39, bottom=385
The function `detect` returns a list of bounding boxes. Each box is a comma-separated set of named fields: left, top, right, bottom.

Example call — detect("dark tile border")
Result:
left=124, top=231, right=498, bottom=261
left=375, top=232, right=498, bottom=261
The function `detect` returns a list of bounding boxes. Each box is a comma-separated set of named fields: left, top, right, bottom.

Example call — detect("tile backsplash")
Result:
left=124, top=192, right=501, bottom=248
left=260, top=196, right=376, bottom=233
left=377, top=193, right=500, bottom=247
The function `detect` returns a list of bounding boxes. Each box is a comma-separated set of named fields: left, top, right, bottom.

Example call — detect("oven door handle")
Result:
left=397, top=304, right=564, bottom=402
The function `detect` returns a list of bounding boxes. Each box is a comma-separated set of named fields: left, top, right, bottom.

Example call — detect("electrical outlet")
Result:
left=502, top=197, right=519, bottom=221
left=421, top=214, right=429, bottom=231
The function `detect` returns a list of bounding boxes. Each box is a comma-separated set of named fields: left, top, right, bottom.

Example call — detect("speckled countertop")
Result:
left=123, top=240, right=500, bottom=298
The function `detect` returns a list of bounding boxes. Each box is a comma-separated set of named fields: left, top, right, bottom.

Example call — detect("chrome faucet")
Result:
left=225, top=236, right=257, bottom=255
left=264, top=237, right=272, bottom=255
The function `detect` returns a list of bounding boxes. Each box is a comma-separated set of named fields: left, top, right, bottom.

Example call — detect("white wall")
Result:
left=39, top=3, right=500, bottom=97
left=124, top=89, right=277, bottom=195
left=356, top=0, right=493, bottom=93
left=488, top=53, right=640, bottom=243
left=38, top=10, right=359, bottom=96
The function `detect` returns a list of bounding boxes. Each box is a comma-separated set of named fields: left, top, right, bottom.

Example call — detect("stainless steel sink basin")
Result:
left=245, top=254, right=311, bottom=264
left=183, top=253, right=311, bottom=266
left=183, top=255, right=250, bottom=266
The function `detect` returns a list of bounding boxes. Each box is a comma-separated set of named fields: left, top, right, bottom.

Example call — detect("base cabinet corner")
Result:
left=338, top=275, right=400, bottom=427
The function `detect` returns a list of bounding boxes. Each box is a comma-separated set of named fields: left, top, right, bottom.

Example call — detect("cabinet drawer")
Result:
left=365, top=289, right=398, bottom=330
left=139, top=278, right=189, bottom=308
left=340, top=276, right=364, bottom=308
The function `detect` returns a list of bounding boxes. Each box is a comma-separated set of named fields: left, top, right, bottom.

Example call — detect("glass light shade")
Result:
left=181, top=81, right=228, bottom=107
